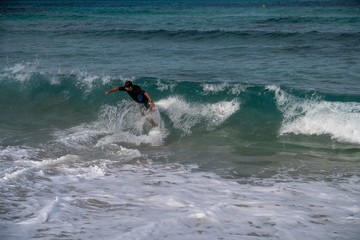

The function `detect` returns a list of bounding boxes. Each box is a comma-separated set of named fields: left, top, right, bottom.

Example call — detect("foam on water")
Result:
left=0, top=146, right=40, bottom=162
left=95, top=128, right=165, bottom=148
left=1, top=62, right=131, bottom=96
left=270, top=86, right=360, bottom=145
left=202, top=82, right=246, bottom=95
left=72, top=70, right=111, bottom=94
left=1, top=162, right=358, bottom=240
left=0, top=146, right=42, bottom=184
left=1, top=154, right=80, bottom=184
left=157, top=96, right=240, bottom=133
left=53, top=100, right=167, bottom=148
left=2, top=61, right=41, bottom=83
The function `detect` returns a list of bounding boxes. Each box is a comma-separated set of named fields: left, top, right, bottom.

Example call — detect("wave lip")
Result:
left=157, top=96, right=240, bottom=133
left=270, top=86, right=360, bottom=145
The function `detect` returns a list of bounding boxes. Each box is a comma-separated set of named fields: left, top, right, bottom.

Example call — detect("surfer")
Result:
left=105, top=80, right=156, bottom=110
left=105, top=81, right=158, bottom=127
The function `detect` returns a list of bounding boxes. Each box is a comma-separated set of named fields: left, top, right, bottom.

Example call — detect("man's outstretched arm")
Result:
left=105, top=87, right=120, bottom=95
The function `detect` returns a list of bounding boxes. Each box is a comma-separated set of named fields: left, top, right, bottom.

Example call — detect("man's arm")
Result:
left=105, top=87, right=123, bottom=95
left=144, top=91, right=156, bottom=110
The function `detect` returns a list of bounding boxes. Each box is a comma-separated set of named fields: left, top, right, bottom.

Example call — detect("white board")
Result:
left=143, top=108, right=161, bottom=131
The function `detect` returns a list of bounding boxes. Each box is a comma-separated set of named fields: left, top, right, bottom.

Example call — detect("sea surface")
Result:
left=1, top=1, right=360, bottom=239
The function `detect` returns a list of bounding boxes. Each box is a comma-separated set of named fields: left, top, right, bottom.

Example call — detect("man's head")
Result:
left=124, top=81, right=133, bottom=91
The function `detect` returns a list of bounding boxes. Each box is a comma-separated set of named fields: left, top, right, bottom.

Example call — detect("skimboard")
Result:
left=143, top=107, right=161, bottom=130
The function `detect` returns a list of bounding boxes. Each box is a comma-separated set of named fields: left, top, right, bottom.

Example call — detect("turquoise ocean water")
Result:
left=1, top=1, right=359, bottom=239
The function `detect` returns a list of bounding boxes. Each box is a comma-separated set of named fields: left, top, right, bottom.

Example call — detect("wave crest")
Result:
left=271, top=86, right=360, bottom=145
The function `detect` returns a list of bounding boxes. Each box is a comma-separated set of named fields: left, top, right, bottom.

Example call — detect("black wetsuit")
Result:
left=118, top=85, right=149, bottom=108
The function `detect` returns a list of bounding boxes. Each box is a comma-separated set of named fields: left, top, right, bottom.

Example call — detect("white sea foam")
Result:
left=1, top=61, right=124, bottom=95
left=70, top=68, right=114, bottom=94
left=54, top=102, right=167, bottom=148
left=0, top=146, right=39, bottom=162
left=269, top=86, right=360, bottom=145
left=202, top=82, right=246, bottom=95
left=95, top=128, right=165, bottom=148
left=1, top=167, right=29, bottom=183
left=0, top=154, right=80, bottom=185
left=157, top=96, right=240, bottom=133
left=116, top=146, right=142, bottom=160
left=96, top=103, right=167, bottom=146
left=18, top=196, right=64, bottom=225
left=202, top=82, right=228, bottom=93
left=2, top=61, right=40, bottom=82
left=0, top=146, right=41, bottom=183
left=4, top=163, right=359, bottom=240
left=5, top=63, right=27, bottom=74
left=156, top=79, right=176, bottom=92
